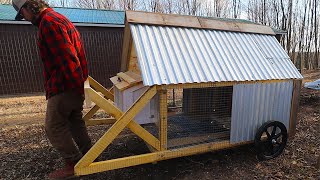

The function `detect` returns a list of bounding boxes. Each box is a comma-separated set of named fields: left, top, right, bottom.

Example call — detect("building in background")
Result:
left=0, top=4, right=124, bottom=95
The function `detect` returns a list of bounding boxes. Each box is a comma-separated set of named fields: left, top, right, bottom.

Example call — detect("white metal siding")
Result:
left=230, top=81, right=293, bottom=143
left=130, top=24, right=303, bottom=86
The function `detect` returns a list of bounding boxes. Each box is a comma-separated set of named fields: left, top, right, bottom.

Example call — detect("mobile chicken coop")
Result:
left=75, top=11, right=303, bottom=176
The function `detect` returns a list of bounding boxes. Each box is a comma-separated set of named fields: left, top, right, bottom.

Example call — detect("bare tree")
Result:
left=119, top=0, right=138, bottom=10
left=313, top=0, right=319, bottom=68
left=272, top=0, right=279, bottom=26
left=186, top=0, right=201, bottom=16
left=232, top=0, right=241, bottom=18
left=296, top=0, right=309, bottom=71
left=147, top=0, right=163, bottom=13
left=286, top=0, right=293, bottom=55
left=214, top=0, right=223, bottom=17
left=52, top=0, right=68, bottom=7
left=76, top=0, right=98, bottom=9
left=163, top=0, right=174, bottom=14
left=305, top=0, right=316, bottom=69
left=247, top=0, right=260, bottom=22
left=0, top=0, right=11, bottom=4
left=175, top=0, right=186, bottom=15
left=98, top=0, right=117, bottom=10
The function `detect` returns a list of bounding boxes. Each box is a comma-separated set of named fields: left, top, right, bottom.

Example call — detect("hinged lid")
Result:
left=110, top=71, right=142, bottom=91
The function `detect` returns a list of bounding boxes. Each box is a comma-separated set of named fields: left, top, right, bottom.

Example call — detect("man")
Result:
left=12, top=0, right=92, bottom=179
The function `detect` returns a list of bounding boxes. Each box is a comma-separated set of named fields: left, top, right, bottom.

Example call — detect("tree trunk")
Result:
left=296, top=0, right=309, bottom=72
left=286, top=0, right=293, bottom=54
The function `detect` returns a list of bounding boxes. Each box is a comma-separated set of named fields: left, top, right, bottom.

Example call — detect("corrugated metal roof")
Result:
left=0, top=4, right=124, bottom=24
left=130, top=24, right=303, bottom=86
left=230, top=81, right=293, bottom=143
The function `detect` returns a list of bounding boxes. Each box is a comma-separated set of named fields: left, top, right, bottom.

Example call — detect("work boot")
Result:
left=48, top=160, right=77, bottom=180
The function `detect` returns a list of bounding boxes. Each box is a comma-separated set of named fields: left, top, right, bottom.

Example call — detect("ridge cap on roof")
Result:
left=125, top=10, right=275, bottom=35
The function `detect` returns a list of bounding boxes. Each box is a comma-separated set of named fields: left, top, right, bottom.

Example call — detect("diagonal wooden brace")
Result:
left=76, top=86, right=159, bottom=168
left=84, top=88, right=160, bottom=150
left=83, top=105, right=100, bottom=121
left=88, top=76, right=114, bottom=101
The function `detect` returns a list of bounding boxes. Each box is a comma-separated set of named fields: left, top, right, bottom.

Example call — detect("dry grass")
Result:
left=0, top=70, right=319, bottom=179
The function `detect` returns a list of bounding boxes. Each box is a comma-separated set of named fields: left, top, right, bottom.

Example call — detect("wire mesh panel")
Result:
left=166, top=86, right=233, bottom=149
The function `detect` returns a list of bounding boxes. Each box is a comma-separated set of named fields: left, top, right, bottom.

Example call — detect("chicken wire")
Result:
left=166, top=86, right=233, bottom=149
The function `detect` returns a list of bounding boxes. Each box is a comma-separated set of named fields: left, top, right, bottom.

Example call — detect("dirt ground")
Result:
left=0, top=70, right=319, bottom=180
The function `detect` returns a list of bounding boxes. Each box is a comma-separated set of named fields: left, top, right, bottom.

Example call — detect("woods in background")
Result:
left=1, top=0, right=319, bottom=71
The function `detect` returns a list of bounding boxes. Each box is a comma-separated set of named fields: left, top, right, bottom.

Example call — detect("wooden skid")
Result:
left=85, top=118, right=116, bottom=126
left=168, top=131, right=229, bottom=148
left=75, top=140, right=251, bottom=176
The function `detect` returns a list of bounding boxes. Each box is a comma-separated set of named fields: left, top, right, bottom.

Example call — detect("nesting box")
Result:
left=110, top=71, right=159, bottom=125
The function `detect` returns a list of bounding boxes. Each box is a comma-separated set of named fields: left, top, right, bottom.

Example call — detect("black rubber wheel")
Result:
left=254, top=121, right=288, bottom=161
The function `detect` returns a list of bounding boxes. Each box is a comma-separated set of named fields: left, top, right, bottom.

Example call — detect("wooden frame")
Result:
left=75, top=140, right=250, bottom=175
left=77, top=76, right=301, bottom=176
left=75, top=77, right=301, bottom=175
left=76, top=77, right=257, bottom=176
left=77, top=10, right=302, bottom=176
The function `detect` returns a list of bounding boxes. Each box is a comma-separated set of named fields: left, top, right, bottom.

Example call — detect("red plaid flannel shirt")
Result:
left=36, top=8, right=88, bottom=99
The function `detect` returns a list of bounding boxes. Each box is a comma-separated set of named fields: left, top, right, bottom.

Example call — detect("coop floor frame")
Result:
left=75, top=77, right=300, bottom=176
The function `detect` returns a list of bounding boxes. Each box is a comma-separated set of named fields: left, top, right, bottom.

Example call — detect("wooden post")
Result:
left=159, top=90, right=168, bottom=151
left=120, top=18, right=133, bottom=72
left=289, top=80, right=302, bottom=138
